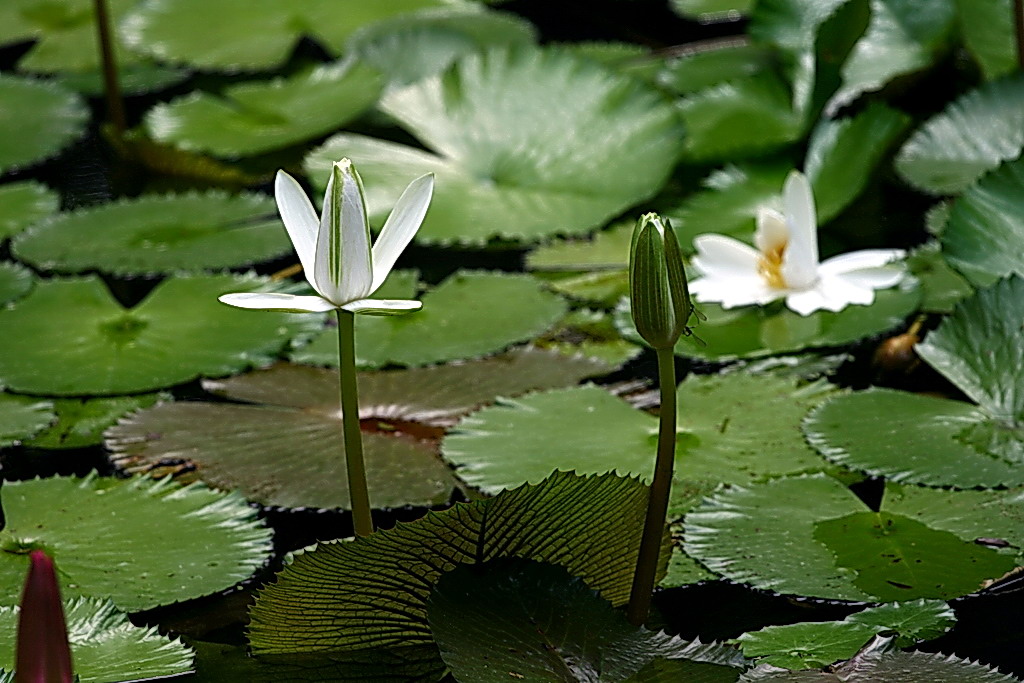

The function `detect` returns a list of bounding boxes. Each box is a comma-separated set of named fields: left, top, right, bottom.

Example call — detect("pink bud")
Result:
left=15, top=550, right=74, bottom=683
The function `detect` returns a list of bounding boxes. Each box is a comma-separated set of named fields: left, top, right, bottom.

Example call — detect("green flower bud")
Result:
left=629, top=213, right=696, bottom=349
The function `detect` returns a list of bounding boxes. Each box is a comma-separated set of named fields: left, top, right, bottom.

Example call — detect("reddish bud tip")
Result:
left=15, top=550, right=74, bottom=683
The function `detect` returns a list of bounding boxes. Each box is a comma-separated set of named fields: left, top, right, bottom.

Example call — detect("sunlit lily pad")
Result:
left=292, top=271, right=566, bottom=368
left=957, top=0, right=1016, bottom=81
left=443, top=373, right=836, bottom=495
left=943, top=158, right=1024, bottom=285
left=107, top=348, right=608, bottom=509
left=25, top=394, right=163, bottom=450
left=145, top=62, right=384, bottom=157
left=0, top=181, right=58, bottom=239
left=0, top=262, right=34, bottom=305
left=0, top=74, right=87, bottom=174
left=617, top=278, right=921, bottom=361
left=0, top=393, right=55, bottom=447
left=0, top=474, right=272, bottom=611
left=347, top=7, right=536, bottom=87
left=13, top=192, right=290, bottom=276
left=249, top=471, right=669, bottom=654
left=684, top=473, right=1023, bottom=602
left=896, top=74, right=1024, bottom=194
left=0, top=597, right=194, bottom=682
left=123, top=0, right=457, bottom=71
left=0, top=274, right=318, bottom=395
left=306, top=45, right=684, bottom=244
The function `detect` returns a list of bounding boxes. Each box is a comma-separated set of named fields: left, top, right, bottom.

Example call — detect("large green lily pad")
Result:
left=12, top=192, right=291, bottom=276
left=0, top=598, right=194, bottom=682
left=0, top=474, right=272, bottom=611
left=26, top=394, right=163, bottom=450
left=291, top=271, right=567, bottom=368
left=0, top=74, right=87, bottom=174
left=145, top=62, right=384, bottom=157
left=305, top=45, right=684, bottom=245
left=107, top=348, right=608, bottom=509
left=0, top=274, right=318, bottom=395
left=684, top=474, right=1022, bottom=602
left=0, top=181, right=58, bottom=239
left=249, top=471, right=670, bottom=654
left=443, top=372, right=836, bottom=496
left=0, top=393, right=55, bottom=447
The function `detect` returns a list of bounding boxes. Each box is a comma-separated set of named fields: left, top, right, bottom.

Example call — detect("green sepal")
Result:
left=629, top=213, right=695, bottom=349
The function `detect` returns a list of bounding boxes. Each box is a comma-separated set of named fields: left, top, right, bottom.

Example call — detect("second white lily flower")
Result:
left=688, top=171, right=905, bottom=317
left=220, top=158, right=434, bottom=315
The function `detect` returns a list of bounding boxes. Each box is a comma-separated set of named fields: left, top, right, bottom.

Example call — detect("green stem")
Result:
left=336, top=309, right=373, bottom=537
left=626, top=346, right=677, bottom=626
left=92, top=0, right=126, bottom=138
left=1015, top=0, right=1024, bottom=70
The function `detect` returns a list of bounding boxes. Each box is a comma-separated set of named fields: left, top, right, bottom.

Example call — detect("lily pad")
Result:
left=526, top=221, right=631, bottom=305
left=670, top=0, right=754, bottom=20
left=906, top=241, right=973, bottom=313
left=617, top=278, right=921, bottom=361
left=248, top=471, right=670, bottom=654
left=535, top=308, right=643, bottom=367
left=306, top=45, right=684, bottom=245
left=25, top=394, right=163, bottom=450
left=122, top=0, right=459, bottom=71
left=844, top=599, right=955, bottom=647
left=443, top=373, right=836, bottom=496
left=291, top=271, right=567, bottom=368
left=347, top=7, right=537, bottom=87
left=895, top=74, right=1024, bottom=194
left=0, top=393, right=55, bottom=447
left=107, top=348, right=608, bottom=509
left=0, top=597, right=194, bottom=682
left=0, top=474, right=272, bottom=611
left=956, top=0, right=1016, bottom=81
left=145, top=62, right=384, bottom=157
left=658, top=43, right=773, bottom=95
left=943, top=158, right=1024, bottom=285
left=54, top=62, right=190, bottom=96
left=12, top=192, right=291, bottom=276
left=0, top=274, right=318, bottom=395
left=684, top=473, right=1022, bottom=602
left=0, top=181, right=59, bottom=239
left=0, top=74, right=87, bottom=174
left=0, top=262, right=34, bottom=305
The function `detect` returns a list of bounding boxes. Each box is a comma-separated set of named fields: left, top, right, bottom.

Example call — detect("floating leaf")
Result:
left=54, top=62, right=189, bottom=96
left=292, top=271, right=567, bottom=368
left=0, top=274, right=318, bottom=395
left=0, top=182, right=58, bottom=240
left=535, top=308, right=642, bottom=367
left=526, top=221, right=632, bottom=305
left=0, top=262, right=34, bottom=306
left=844, top=599, right=955, bottom=647
left=0, top=474, right=272, bottom=611
left=684, top=474, right=1021, bottom=601
left=956, top=0, right=1016, bottom=81
left=13, top=192, right=290, bottom=276
left=738, top=621, right=880, bottom=670
left=122, top=0, right=460, bottom=71
left=444, top=373, right=835, bottom=496
left=0, top=597, right=194, bottom=682
left=146, top=62, right=383, bottom=157
left=0, top=75, right=87, bottom=174
left=0, top=393, right=55, bottom=447
left=658, top=43, right=773, bottom=95
left=25, top=394, right=163, bottom=450
left=895, top=74, right=1024, bottom=194
left=906, top=241, right=973, bottom=313
left=617, top=279, right=921, bottom=361
left=248, top=471, right=670, bottom=654
left=828, top=0, right=955, bottom=111
left=108, top=348, right=607, bottom=509
left=306, top=46, right=684, bottom=245
left=943, top=158, right=1024, bottom=284
left=347, top=7, right=537, bottom=87
left=670, top=0, right=754, bottom=21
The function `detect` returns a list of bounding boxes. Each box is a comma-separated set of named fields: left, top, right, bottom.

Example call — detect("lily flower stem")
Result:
left=92, top=0, right=126, bottom=138
left=627, top=346, right=677, bottom=626
left=336, top=309, right=374, bottom=537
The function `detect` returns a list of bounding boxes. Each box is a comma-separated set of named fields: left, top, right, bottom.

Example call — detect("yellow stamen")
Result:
left=758, top=242, right=787, bottom=289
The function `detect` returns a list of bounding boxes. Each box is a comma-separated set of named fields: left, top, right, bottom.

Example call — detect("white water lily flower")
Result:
left=220, top=158, right=433, bottom=315
left=688, top=171, right=905, bottom=317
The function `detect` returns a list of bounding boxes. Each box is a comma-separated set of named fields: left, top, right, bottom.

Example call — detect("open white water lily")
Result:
left=689, top=171, right=905, bottom=316
left=220, top=158, right=433, bottom=315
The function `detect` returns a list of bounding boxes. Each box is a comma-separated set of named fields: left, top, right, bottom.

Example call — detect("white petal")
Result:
left=781, top=171, right=820, bottom=289
left=341, top=298, right=422, bottom=315
left=691, top=234, right=761, bottom=277
left=818, top=249, right=906, bottom=276
left=785, top=276, right=873, bottom=316
left=314, top=159, right=373, bottom=305
left=835, top=266, right=905, bottom=290
left=274, top=171, right=319, bottom=286
left=690, top=275, right=780, bottom=308
left=754, top=207, right=788, bottom=255
left=218, top=292, right=336, bottom=312
left=371, top=173, right=434, bottom=293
